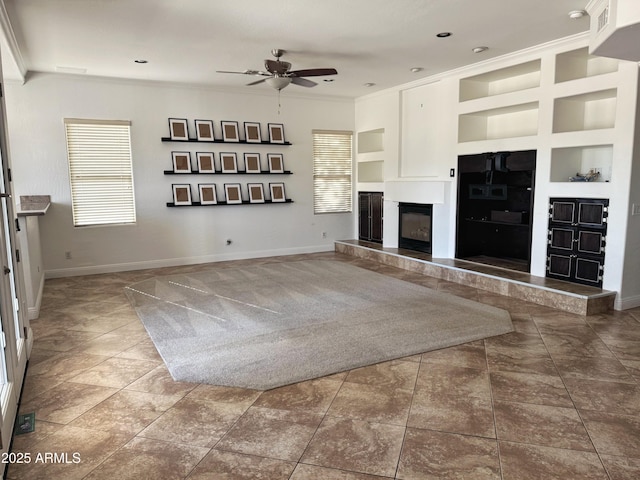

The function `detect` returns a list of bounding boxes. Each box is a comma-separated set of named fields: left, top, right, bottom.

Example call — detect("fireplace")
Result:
left=398, top=203, right=432, bottom=253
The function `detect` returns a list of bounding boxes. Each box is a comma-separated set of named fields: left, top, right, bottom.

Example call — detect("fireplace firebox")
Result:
left=398, top=203, right=432, bottom=254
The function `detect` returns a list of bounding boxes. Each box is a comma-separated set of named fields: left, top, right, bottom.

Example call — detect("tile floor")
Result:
left=8, top=251, right=640, bottom=479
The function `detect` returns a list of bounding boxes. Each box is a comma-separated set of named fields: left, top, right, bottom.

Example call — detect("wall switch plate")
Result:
left=633, top=204, right=640, bottom=216
left=450, top=168, right=455, bottom=177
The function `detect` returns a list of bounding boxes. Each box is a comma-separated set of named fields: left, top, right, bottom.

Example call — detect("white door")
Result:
left=0, top=58, right=31, bottom=467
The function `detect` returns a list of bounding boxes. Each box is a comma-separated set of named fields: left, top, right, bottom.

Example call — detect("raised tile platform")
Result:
left=335, top=240, right=616, bottom=315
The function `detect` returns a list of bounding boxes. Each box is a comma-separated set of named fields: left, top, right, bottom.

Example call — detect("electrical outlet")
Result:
left=65, top=251, right=72, bottom=260
left=322, top=232, right=327, bottom=239
left=633, top=204, right=640, bottom=216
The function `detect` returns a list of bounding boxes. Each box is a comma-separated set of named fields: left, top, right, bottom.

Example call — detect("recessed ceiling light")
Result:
left=472, top=46, right=488, bottom=53
left=134, top=59, right=148, bottom=64
left=410, top=67, right=423, bottom=73
left=436, top=32, right=452, bottom=38
left=363, top=83, right=376, bottom=87
left=568, top=10, right=587, bottom=19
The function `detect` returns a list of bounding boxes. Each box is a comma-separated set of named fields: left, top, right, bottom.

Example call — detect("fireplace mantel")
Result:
left=384, top=180, right=446, bottom=204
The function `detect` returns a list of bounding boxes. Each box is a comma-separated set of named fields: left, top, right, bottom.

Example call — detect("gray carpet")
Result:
left=125, top=260, right=513, bottom=390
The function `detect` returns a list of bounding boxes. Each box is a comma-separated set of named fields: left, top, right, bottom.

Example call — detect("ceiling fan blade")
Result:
left=265, top=59, right=291, bottom=75
left=291, top=77, right=317, bottom=88
left=217, top=70, right=270, bottom=76
left=289, top=68, right=337, bottom=77
left=246, top=77, right=268, bottom=86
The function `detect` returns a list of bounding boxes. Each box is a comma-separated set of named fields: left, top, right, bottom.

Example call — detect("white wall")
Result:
left=5, top=73, right=355, bottom=276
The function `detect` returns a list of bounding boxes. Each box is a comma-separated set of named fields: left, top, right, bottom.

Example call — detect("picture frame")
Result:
left=194, top=120, right=215, bottom=141
left=268, top=123, right=285, bottom=144
left=244, top=122, right=262, bottom=143
left=269, top=182, right=286, bottom=202
left=220, top=152, right=238, bottom=173
left=221, top=121, right=240, bottom=142
left=172, top=184, right=192, bottom=205
left=172, top=151, right=192, bottom=173
left=198, top=184, right=217, bottom=205
left=196, top=152, right=216, bottom=173
left=168, top=118, right=189, bottom=141
left=267, top=153, right=284, bottom=173
left=224, top=183, right=243, bottom=204
left=244, top=153, right=261, bottom=173
left=247, top=183, right=265, bottom=203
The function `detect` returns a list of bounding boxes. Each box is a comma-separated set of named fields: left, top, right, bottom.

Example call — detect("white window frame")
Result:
left=64, top=118, right=136, bottom=227
left=312, top=129, right=353, bottom=214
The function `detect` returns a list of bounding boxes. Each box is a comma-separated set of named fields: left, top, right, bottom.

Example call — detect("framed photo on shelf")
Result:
left=267, top=153, right=284, bottom=173
left=224, top=183, right=243, bottom=204
left=268, top=123, right=285, bottom=143
left=172, top=151, right=192, bottom=173
left=221, top=121, right=240, bottom=142
left=196, top=152, right=215, bottom=173
left=248, top=183, right=265, bottom=203
left=198, top=184, right=217, bottom=205
left=195, top=120, right=215, bottom=141
left=168, top=118, right=189, bottom=141
left=220, top=153, right=238, bottom=173
left=269, top=182, right=286, bottom=202
left=244, top=153, right=261, bottom=173
left=172, top=184, right=192, bottom=205
left=244, top=122, right=262, bottom=143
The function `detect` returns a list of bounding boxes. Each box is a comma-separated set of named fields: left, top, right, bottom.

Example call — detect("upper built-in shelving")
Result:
left=555, top=47, right=619, bottom=84
left=357, top=128, right=384, bottom=154
left=357, top=128, right=385, bottom=185
left=459, top=60, right=541, bottom=102
left=458, top=102, right=539, bottom=143
left=553, top=89, right=617, bottom=133
left=550, top=145, right=613, bottom=183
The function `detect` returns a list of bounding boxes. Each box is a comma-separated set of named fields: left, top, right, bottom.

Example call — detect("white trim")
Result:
left=27, top=273, right=44, bottom=320
left=617, top=293, right=640, bottom=311
left=0, top=0, right=26, bottom=82
left=44, top=245, right=335, bottom=278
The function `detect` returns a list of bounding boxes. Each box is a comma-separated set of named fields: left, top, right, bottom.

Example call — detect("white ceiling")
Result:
left=1, top=0, right=591, bottom=98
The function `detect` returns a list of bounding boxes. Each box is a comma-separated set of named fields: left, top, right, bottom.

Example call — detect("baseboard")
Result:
left=44, top=244, right=334, bottom=278
left=616, top=294, right=640, bottom=311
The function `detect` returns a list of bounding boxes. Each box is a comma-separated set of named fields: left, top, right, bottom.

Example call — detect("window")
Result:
left=313, top=130, right=353, bottom=214
left=64, top=118, right=136, bottom=226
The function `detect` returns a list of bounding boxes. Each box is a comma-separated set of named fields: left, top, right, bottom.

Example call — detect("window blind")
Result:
left=64, top=119, right=136, bottom=226
left=313, top=130, right=353, bottom=214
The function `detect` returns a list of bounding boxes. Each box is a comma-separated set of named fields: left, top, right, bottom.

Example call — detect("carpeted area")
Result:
left=125, top=259, right=513, bottom=389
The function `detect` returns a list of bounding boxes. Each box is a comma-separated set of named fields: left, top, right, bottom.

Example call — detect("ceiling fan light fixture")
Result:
left=265, top=76, right=292, bottom=90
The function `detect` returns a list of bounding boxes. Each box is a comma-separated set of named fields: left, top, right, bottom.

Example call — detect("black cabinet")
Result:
left=546, top=198, right=608, bottom=287
left=359, top=192, right=383, bottom=243
left=456, top=150, right=536, bottom=271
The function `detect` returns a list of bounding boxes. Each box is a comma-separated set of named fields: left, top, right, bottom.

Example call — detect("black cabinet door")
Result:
left=358, top=192, right=383, bottom=243
left=546, top=198, right=608, bottom=287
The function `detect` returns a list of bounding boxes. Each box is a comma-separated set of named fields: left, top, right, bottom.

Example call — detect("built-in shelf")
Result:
left=161, top=137, right=291, bottom=145
left=459, top=60, right=541, bottom=102
left=555, top=47, right=619, bottom=83
left=458, top=102, right=539, bottom=142
left=167, top=199, right=293, bottom=207
left=164, top=170, right=292, bottom=175
left=357, top=160, right=384, bottom=183
left=550, top=145, right=613, bottom=182
left=553, top=89, right=617, bottom=133
left=357, top=128, right=384, bottom=153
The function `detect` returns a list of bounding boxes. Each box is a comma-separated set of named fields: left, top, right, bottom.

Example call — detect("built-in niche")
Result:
left=456, top=150, right=536, bottom=272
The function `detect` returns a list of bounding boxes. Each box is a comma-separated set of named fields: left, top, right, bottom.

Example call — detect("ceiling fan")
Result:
left=217, top=48, right=338, bottom=91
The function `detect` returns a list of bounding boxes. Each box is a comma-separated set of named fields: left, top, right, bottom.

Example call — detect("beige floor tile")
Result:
left=498, top=441, right=608, bottom=480
left=252, top=377, right=341, bottom=414
left=397, top=428, right=500, bottom=479
left=327, top=382, right=413, bottom=425
left=68, top=357, right=159, bottom=388
left=301, top=417, right=405, bottom=477
left=187, top=449, right=296, bottom=479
